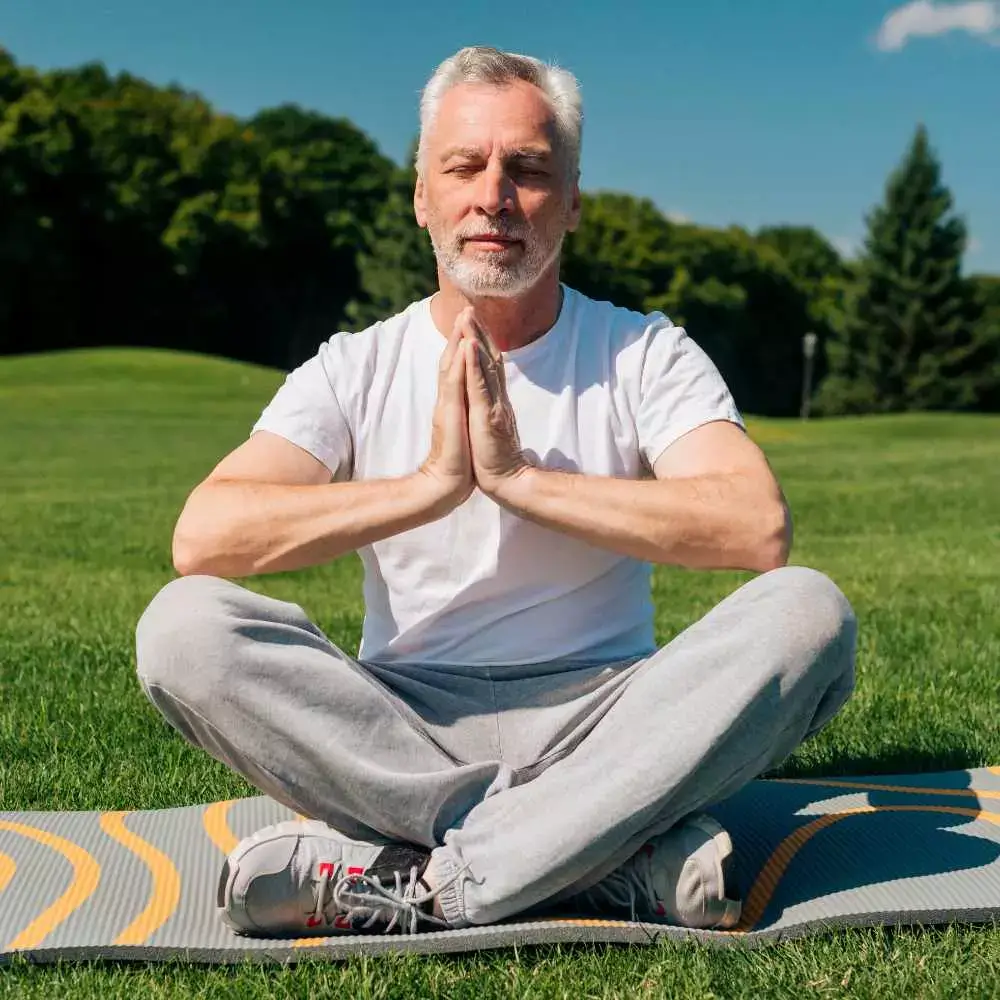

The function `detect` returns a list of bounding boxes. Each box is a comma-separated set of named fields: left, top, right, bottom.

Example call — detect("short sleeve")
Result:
left=636, top=317, right=745, bottom=469
left=250, top=345, right=353, bottom=481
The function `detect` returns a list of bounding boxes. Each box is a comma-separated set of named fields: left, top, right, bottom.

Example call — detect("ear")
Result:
left=565, top=174, right=582, bottom=233
left=414, top=175, right=428, bottom=229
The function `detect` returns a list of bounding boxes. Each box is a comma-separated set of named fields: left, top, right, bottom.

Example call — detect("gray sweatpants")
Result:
left=135, top=566, right=856, bottom=927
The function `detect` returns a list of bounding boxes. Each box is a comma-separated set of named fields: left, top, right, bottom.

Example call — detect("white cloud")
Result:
left=832, top=235, right=859, bottom=258
left=665, top=210, right=691, bottom=224
left=876, top=1, right=1000, bottom=51
left=968, top=236, right=984, bottom=253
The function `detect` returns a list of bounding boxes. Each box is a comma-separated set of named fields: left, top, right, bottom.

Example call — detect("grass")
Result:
left=1, top=347, right=999, bottom=998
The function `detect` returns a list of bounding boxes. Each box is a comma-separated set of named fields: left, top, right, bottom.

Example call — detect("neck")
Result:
left=429, top=261, right=564, bottom=353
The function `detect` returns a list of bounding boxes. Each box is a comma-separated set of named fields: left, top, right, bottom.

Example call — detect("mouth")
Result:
left=463, top=237, right=522, bottom=252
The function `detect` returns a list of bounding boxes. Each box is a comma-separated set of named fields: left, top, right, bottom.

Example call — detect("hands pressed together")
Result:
left=418, top=307, right=532, bottom=511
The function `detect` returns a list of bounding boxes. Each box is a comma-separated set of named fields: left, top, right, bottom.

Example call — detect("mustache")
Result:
left=457, top=224, right=527, bottom=242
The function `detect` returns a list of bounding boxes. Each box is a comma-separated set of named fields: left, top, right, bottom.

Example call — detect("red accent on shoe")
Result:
left=318, top=862, right=336, bottom=877
left=333, top=914, right=352, bottom=929
left=347, top=866, right=365, bottom=874
left=655, top=902, right=666, bottom=916
left=306, top=914, right=322, bottom=927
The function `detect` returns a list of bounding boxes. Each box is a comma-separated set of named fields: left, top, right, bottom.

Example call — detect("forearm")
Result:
left=496, top=467, right=791, bottom=571
left=172, top=472, right=447, bottom=578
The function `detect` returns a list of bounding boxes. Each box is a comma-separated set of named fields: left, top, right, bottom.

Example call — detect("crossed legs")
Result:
left=135, top=566, right=855, bottom=926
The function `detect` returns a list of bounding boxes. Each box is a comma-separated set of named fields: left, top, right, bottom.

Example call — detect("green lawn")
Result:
left=1, top=348, right=999, bottom=999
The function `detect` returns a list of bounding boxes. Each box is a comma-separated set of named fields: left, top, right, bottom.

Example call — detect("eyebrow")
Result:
left=439, top=145, right=554, bottom=164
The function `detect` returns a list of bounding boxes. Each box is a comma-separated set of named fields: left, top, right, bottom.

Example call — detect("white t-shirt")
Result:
left=251, top=284, right=743, bottom=667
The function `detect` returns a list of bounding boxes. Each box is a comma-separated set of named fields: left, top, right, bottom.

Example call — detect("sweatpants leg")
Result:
left=428, top=566, right=857, bottom=926
left=134, top=574, right=506, bottom=848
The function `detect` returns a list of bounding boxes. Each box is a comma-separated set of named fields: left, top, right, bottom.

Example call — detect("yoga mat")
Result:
left=2, top=766, right=999, bottom=963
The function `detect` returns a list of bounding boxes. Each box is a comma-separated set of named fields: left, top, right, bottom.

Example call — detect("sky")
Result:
left=3, top=0, right=999, bottom=273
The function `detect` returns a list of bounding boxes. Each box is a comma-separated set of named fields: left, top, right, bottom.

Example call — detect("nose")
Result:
left=475, top=162, right=516, bottom=217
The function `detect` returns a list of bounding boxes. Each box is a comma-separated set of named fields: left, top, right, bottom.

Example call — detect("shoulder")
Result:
left=325, top=297, right=430, bottom=359
left=563, top=285, right=680, bottom=354
left=317, top=297, right=431, bottom=383
left=563, top=286, right=732, bottom=399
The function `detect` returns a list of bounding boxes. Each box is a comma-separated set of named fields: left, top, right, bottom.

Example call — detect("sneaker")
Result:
left=577, top=813, right=742, bottom=929
left=217, top=819, right=456, bottom=936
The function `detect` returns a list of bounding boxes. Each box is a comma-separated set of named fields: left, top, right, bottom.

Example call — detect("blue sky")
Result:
left=4, top=0, right=998, bottom=273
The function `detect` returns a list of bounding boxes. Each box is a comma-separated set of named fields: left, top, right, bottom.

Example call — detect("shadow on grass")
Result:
left=767, top=743, right=989, bottom=781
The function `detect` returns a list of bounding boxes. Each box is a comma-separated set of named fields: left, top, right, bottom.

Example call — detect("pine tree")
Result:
left=816, top=124, right=984, bottom=414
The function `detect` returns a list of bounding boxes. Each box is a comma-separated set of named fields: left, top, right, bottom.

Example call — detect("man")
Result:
left=136, top=46, right=856, bottom=937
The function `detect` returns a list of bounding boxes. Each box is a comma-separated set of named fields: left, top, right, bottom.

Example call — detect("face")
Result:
left=415, top=79, right=582, bottom=298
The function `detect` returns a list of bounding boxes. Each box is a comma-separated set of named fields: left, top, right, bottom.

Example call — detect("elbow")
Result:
left=171, top=506, right=214, bottom=577
left=753, top=501, right=793, bottom=572
left=171, top=532, right=203, bottom=577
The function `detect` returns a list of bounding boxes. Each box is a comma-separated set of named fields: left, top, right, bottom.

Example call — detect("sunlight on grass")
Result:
left=1, top=348, right=999, bottom=997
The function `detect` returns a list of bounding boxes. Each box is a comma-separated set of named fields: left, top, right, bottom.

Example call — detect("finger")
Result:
left=464, top=338, right=492, bottom=406
left=455, top=307, right=479, bottom=348
left=440, top=315, right=466, bottom=371
left=477, top=342, right=504, bottom=405
left=466, top=312, right=501, bottom=365
left=445, top=330, right=468, bottom=402
left=454, top=307, right=497, bottom=364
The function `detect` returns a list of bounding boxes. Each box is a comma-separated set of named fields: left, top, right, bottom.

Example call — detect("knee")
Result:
left=135, top=574, right=238, bottom=706
left=755, top=565, right=857, bottom=690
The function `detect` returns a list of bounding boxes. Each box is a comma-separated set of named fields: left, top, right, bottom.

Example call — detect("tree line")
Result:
left=1, top=47, right=997, bottom=416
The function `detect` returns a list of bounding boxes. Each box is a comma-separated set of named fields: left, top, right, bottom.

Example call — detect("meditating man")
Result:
left=135, top=45, right=856, bottom=937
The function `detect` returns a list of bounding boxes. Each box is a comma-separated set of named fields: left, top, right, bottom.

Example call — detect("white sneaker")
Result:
left=578, top=813, right=742, bottom=929
left=217, top=819, right=457, bottom=936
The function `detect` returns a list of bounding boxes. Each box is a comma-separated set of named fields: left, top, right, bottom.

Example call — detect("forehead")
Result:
left=428, top=79, right=558, bottom=157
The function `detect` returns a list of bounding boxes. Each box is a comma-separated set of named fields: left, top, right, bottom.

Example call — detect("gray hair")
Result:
left=417, top=46, right=583, bottom=182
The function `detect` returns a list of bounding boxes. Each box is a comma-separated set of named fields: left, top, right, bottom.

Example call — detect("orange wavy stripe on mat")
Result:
left=990, top=767, right=1000, bottom=776
left=294, top=935, right=332, bottom=948
left=99, top=811, right=182, bottom=946
left=532, top=917, right=637, bottom=928
left=0, top=850, right=16, bottom=894
left=0, top=820, right=102, bottom=950
left=774, top=777, right=1000, bottom=801
left=737, top=804, right=1000, bottom=932
left=202, top=801, right=239, bottom=856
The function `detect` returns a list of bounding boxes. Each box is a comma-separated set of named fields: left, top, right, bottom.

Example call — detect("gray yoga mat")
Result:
left=2, top=766, right=999, bottom=963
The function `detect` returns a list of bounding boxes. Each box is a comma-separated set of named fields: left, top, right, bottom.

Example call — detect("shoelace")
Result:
left=577, top=847, right=662, bottom=921
left=310, top=863, right=471, bottom=935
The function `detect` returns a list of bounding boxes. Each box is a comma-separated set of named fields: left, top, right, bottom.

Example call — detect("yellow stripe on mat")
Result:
left=99, top=811, right=182, bottom=945
left=202, top=801, right=239, bottom=856
left=774, top=777, right=1000, bottom=801
left=0, top=820, right=101, bottom=950
left=534, top=917, right=639, bottom=928
left=736, top=804, right=1000, bottom=932
left=0, top=850, right=16, bottom=894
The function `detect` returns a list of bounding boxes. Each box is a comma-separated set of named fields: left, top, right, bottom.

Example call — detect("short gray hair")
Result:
left=417, top=46, right=583, bottom=181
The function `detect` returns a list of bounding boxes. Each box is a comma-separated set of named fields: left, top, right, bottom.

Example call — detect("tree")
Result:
left=967, top=275, right=1000, bottom=409
left=250, top=106, right=394, bottom=366
left=816, top=125, right=984, bottom=414
left=561, top=191, right=675, bottom=311
left=0, top=60, right=108, bottom=354
left=345, top=144, right=437, bottom=328
left=648, top=225, right=814, bottom=416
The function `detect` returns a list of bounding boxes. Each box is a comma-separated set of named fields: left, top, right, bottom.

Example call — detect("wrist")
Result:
left=489, top=462, right=541, bottom=513
left=412, top=468, right=465, bottom=519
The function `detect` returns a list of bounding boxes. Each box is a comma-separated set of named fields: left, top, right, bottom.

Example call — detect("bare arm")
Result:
left=173, top=319, right=474, bottom=579
left=492, top=421, right=792, bottom=572
left=171, top=432, right=454, bottom=578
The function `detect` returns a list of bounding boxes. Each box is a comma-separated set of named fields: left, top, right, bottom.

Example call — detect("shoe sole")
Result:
left=686, top=814, right=742, bottom=930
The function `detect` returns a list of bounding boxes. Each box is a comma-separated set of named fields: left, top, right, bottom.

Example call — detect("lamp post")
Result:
left=801, top=332, right=818, bottom=420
